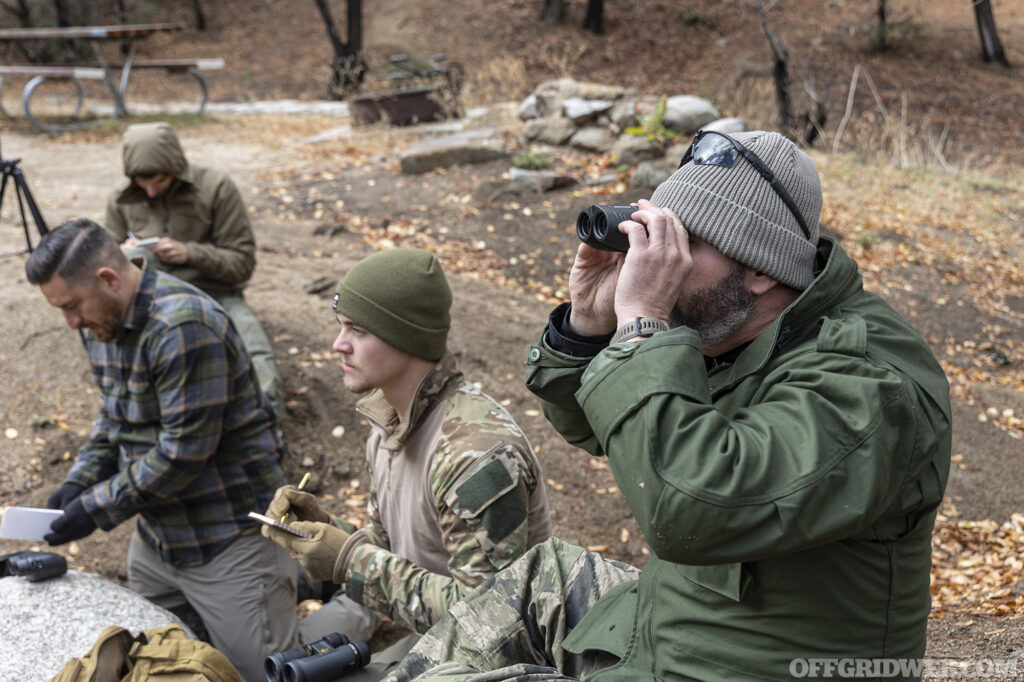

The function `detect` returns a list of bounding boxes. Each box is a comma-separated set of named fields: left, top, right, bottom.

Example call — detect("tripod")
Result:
left=0, top=156, right=48, bottom=259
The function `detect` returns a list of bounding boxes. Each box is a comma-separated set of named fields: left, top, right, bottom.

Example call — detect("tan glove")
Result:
left=264, top=484, right=331, bottom=524
left=262, top=520, right=350, bottom=581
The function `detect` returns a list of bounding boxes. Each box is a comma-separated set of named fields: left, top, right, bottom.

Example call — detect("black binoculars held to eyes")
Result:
left=265, top=632, right=371, bottom=682
left=575, top=204, right=637, bottom=253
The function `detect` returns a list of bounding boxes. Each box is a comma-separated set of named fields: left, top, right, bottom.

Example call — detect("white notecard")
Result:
left=0, top=506, right=65, bottom=541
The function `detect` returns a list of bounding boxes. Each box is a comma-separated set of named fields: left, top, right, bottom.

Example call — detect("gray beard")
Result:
left=669, top=264, right=756, bottom=351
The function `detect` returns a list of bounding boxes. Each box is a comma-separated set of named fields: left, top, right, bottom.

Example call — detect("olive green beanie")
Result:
left=333, top=248, right=451, bottom=361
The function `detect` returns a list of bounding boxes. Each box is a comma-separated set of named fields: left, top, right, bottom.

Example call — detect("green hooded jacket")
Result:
left=525, top=238, right=951, bottom=680
left=104, top=122, right=256, bottom=295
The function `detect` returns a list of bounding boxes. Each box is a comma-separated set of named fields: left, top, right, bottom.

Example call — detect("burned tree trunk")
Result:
left=541, top=0, right=564, bottom=25
left=583, top=0, right=604, bottom=34
left=52, top=0, right=71, bottom=26
left=0, top=0, right=35, bottom=27
left=312, top=0, right=367, bottom=99
left=973, top=0, right=1010, bottom=67
left=193, top=0, right=207, bottom=31
left=756, top=0, right=793, bottom=133
left=875, top=0, right=887, bottom=51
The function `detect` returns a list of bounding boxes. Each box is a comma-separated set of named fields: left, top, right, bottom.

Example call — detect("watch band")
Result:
left=611, top=317, right=669, bottom=344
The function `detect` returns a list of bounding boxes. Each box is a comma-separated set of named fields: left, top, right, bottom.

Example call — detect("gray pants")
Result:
left=298, top=591, right=383, bottom=643
left=127, top=530, right=299, bottom=682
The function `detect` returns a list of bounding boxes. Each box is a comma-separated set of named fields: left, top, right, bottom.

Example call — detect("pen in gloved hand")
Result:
left=281, top=472, right=312, bottom=523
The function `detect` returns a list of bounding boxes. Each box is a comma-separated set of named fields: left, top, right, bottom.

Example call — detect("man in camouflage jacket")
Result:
left=261, top=249, right=551, bottom=662
left=382, top=132, right=951, bottom=681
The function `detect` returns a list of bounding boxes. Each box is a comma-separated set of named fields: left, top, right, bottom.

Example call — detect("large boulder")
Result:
left=525, top=78, right=634, bottom=122
left=562, top=96, right=613, bottom=125
left=661, top=95, right=721, bottom=134
left=0, top=570, right=191, bottom=681
left=699, top=116, right=748, bottom=135
left=630, top=159, right=676, bottom=190
left=569, top=126, right=617, bottom=153
left=522, top=117, right=577, bottom=146
left=400, top=129, right=509, bottom=174
left=611, top=135, right=665, bottom=166
left=508, top=167, right=578, bottom=192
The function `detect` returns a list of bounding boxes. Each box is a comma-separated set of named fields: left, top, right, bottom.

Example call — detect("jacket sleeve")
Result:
left=341, top=442, right=539, bottom=634
left=103, top=191, right=129, bottom=242
left=67, top=416, right=120, bottom=490
left=570, top=328, right=948, bottom=566
left=185, top=175, right=256, bottom=285
left=524, top=325, right=604, bottom=456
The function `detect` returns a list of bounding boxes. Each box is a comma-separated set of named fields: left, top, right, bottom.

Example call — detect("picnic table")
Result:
left=0, top=22, right=223, bottom=132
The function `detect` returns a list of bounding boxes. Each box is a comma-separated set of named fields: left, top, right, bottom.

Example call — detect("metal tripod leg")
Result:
left=0, top=158, right=49, bottom=259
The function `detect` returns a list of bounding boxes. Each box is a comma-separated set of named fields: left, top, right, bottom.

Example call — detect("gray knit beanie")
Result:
left=333, top=248, right=451, bottom=361
left=650, top=130, right=822, bottom=290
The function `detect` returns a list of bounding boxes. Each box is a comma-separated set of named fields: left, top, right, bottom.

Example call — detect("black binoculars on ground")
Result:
left=265, top=632, right=370, bottom=682
left=0, top=551, right=67, bottom=582
left=576, top=204, right=637, bottom=253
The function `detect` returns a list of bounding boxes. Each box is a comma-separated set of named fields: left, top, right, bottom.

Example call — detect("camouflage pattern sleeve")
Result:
left=343, top=389, right=542, bottom=634
left=358, top=463, right=389, bottom=548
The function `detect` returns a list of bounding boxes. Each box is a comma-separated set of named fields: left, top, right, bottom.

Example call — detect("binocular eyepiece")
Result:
left=576, top=204, right=636, bottom=253
left=265, top=632, right=370, bottom=682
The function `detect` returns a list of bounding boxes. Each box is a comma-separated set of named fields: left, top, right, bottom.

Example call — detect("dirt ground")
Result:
left=1, top=0, right=1023, bottom=673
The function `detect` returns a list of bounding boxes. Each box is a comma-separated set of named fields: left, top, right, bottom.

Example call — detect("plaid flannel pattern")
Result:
left=70, top=268, right=284, bottom=567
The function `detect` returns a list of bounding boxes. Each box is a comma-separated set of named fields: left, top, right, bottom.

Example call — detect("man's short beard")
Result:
left=669, top=263, right=756, bottom=351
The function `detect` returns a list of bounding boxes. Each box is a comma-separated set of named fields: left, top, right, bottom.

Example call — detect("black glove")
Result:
left=47, top=481, right=86, bottom=510
left=44, top=498, right=97, bottom=546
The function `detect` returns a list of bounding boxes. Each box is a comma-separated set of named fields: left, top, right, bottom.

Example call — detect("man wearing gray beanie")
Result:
left=260, top=248, right=552, bottom=677
left=383, top=131, right=951, bottom=681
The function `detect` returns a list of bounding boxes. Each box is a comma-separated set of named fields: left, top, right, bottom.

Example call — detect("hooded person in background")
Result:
left=261, top=248, right=552, bottom=680
left=103, top=121, right=284, bottom=425
left=381, top=131, right=952, bottom=681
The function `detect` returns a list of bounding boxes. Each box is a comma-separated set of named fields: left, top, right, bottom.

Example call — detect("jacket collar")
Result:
left=356, top=353, right=463, bottom=450
left=113, top=260, right=156, bottom=342
left=714, top=237, right=862, bottom=383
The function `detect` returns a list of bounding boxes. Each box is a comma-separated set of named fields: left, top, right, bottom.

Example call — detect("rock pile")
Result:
left=517, top=77, right=747, bottom=188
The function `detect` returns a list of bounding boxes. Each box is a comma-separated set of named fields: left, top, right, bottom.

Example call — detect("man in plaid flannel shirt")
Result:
left=26, top=218, right=298, bottom=682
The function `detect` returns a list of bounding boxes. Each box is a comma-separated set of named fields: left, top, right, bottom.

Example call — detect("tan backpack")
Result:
left=51, top=624, right=243, bottom=682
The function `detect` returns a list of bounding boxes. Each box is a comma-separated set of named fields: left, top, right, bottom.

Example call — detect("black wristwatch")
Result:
left=611, top=317, right=669, bottom=344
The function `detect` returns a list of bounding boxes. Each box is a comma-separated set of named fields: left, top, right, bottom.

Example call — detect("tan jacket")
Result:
left=104, top=122, right=255, bottom=295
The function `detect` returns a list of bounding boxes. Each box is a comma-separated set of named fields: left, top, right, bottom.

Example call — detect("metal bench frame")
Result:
left=0, top=56, right=224, bottom=132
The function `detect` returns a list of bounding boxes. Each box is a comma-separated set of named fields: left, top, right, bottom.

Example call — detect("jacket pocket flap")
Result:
left=675, top=562, right=750, bottom=601
left=561, top=580, right=637, bottom=659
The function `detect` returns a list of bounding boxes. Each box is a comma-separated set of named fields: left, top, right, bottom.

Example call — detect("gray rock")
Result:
left=0, top=570, right=190, bottom=681
left=584, top=172, right=620, bottom=187
left=399, top=129, right=509, bottom=174
left=630, top=160, right=676, bottom=190
left=508, top=167, right=578, bottom=192
left=609, top=99, right=638, bottom=129
left=611, top=135, right=665, bottom=166
left=531, top=78, right=631, bottom=122
left=522, top=117, right=576, bottom=146
left=562, top=97, right=613, bottom=124
left=569, top=126, right=617, bottom=153
left=699, top=116, right=747, bottom=135
left=517, top=94, right=544, bottom=121
left=662, top=95, right=721, bottom=134
left=665, top=141, right=691, bottom=165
